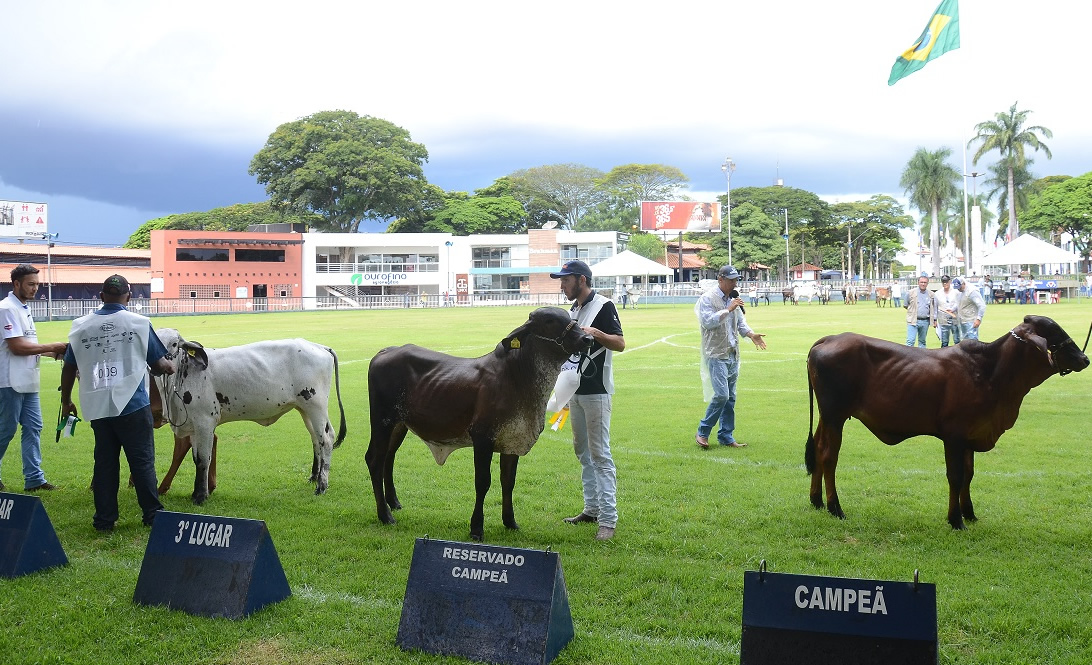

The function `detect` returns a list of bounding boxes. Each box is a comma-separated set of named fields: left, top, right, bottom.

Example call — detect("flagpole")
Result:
left=962, top=135, right=970, bottom=276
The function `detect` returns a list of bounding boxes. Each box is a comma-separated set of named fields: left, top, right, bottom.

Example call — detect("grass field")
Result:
left=4, top=298, right=1092, bottom=664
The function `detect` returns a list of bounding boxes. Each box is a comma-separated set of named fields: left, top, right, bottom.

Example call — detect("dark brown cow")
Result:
left=366, top=307, right=594, bottom=541
left=805, top=315, right=1089, bottom=529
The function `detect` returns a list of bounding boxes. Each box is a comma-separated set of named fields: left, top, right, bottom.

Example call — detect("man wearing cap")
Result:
left=0, top=264, right=69, bottom=492
left=904, top=275, right=938, bottom=347
left=694, top=265, right=767, bottom=450
left=952, top=277, right=987, bottom=341
left=550, top=259, right=625, bottom=541
left=934, top=275, right=961, bottom=348
left=59, top=275, right=174, bottom=532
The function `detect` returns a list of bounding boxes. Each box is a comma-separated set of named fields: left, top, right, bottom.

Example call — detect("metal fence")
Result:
left=27, top=278, right=1087, bottom=321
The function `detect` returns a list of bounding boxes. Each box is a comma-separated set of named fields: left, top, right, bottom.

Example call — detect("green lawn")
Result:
left=4, top=299, right=1091, bottom=664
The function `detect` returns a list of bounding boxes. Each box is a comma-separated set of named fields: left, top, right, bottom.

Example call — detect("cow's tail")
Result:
left=804, top=353, right=817, bottom=475
left=328, top=347, right=347, bottom=448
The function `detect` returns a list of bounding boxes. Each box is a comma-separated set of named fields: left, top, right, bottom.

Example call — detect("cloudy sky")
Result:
left=2, top=0, right=1088, bottom=248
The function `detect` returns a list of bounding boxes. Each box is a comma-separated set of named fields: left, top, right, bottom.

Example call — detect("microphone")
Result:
left=728, top=289, right=745, bottom=314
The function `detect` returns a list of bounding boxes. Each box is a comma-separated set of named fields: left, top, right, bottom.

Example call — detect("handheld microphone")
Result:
left=728, top=289, right=745, bottom=314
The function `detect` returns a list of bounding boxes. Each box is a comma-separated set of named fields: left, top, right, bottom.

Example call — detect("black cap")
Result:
left=102, top=274, right=131, bottom=295
left=940, top=275, right=951, bottom=283
left=718, top=265, right=740, bottom=280
left=550, top=260, right=593, bottom=281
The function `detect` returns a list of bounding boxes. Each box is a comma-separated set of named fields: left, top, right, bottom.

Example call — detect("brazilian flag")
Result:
left=888, top=0, right=960, bottom=86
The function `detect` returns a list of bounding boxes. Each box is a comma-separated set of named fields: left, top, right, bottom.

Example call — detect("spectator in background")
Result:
left=904, top=275, right=937, bottom=347
left=934, top=275, right=961, bottom=348
left=952, top=277, right=986, bottom=340
left=890, top=280, right=903, bottom=308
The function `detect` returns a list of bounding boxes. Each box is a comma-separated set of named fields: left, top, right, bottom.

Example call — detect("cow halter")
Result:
left=1009, top=328, right=1080, bottom=376
left=158, top=348, right=193, bottom=427
left=529, top=319, right=579, bottom=349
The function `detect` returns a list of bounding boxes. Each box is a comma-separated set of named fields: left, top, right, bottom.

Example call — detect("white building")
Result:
left=301, top=229, right=634, bottom=307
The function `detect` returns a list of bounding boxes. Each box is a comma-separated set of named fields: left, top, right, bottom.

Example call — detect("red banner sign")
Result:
left=640, top=201, right=721, bottom=233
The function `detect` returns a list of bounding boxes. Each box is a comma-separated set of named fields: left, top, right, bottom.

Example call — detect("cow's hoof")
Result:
left=810, top=494, right=824, bottom=510
left=469, top=532, right=484, bottom=542
left=314, top=487, right=327, bottom=496
left=379, top=514, right=397, bottom=526
left=827, top=504, right=846, bottom=520
left=503, top=521, right=520, bottom=531
left=192, top=493, right=208, bottom=505
left=385, top=497, right=402, bottom=511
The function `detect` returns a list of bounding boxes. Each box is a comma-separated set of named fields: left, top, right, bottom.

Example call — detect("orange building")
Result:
left=0, top=241, right=151, bottom=299
left=150, top=229, right=304, bottom=299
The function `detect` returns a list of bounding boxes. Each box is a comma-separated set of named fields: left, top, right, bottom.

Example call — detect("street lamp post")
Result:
left=782, top=208, right=790, bottom=280
left=963, top=171, right=981, bottom=274
left=30, top=232, right=59, bottom=320
left=721, top=157, right=735, bottom=265
left=444, top=240, right=453, bottom=305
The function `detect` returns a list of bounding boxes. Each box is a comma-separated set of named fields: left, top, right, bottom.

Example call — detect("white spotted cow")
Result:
left=153, top=329, right=346, bottom=504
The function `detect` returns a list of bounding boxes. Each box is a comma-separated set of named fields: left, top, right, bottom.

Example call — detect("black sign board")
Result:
left=0, top=492, right=68, bottom=578
left=398, top=538, right=574, bottom=665
left=133, top=510, right=290, bottom=619
left=742, top=569, right=938, bottom=665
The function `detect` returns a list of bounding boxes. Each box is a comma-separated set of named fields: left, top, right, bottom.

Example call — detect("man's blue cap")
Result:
left=550, top=260, right=593, bottom=280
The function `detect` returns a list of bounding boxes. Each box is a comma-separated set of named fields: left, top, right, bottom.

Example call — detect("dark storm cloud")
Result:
left=0, top=106, right=266, bottom=213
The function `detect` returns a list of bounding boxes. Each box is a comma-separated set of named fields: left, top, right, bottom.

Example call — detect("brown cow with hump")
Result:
left=365, top=306, right=593, bottom=541
left=805, top=315, right=1089, bottom=529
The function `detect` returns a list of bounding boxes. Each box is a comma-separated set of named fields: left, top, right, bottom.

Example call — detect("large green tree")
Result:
left=1021, top=172, right=1092, bottom=268
left=508, top=163, right=605, bottom=229
left=424, top=194, right=527, bottom=235
left=625, top=232, right=666, bottom=262
left=900, top=147, right=961, bottom=276
left=728, top=186, right=835, bottom=272
left=123, top=202, right=321, bottom=249
left=969, top=102, right=1053, bottom=241
left=831, top=196, right=913, bottom=279
left=248, top=110, right=429, bottom=234
left=702, top=202, right=784, bottom=274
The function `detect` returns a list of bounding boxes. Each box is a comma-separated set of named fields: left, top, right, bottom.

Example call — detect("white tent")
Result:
left=589, top=250, right=673, bottom=278
left=979, top=234, right=1079, bottom=266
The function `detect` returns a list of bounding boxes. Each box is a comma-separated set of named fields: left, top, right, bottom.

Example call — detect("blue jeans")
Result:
left=569, top=393, right=617, bottom=528
left=698, top=356, right=740, bottom=445
left=961, top=322, right=980, bottom=341
left=0, top=387, right=46, bottom=488
left=906, top=321, right=930, bottom=347
left=939, top=320, right=961, bottom=347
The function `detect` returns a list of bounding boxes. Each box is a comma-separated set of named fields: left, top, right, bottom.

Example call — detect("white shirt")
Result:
left=0, top=291, right=41, bottom=392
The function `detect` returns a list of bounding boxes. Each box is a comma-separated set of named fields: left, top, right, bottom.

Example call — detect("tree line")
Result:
left=124, top=107, right=1091, bottom=277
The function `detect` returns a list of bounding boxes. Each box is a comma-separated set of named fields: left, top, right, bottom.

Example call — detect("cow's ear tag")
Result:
left=187, top=348, right=196, bottom=357
left=509, top=339, right=520, bottom=349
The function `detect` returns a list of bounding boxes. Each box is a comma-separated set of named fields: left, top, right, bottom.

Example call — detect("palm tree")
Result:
left=969, top=102, right=1052, bottom=241
left=982, top=157, right=1034, bottom=242
left=900, top=147, right=961, bottom=276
